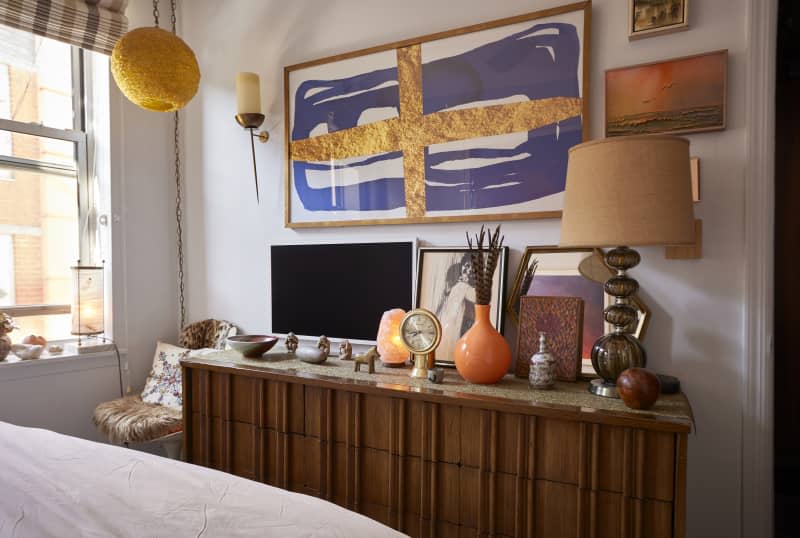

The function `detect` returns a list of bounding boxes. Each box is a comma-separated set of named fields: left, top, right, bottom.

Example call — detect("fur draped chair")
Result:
left=93, top=319, right=236, bottom=458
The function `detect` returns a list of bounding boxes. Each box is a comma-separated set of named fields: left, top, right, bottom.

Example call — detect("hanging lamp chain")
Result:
left=152, top=0, right=159, bottom=28
left=169, top=0, right=185, bottom=329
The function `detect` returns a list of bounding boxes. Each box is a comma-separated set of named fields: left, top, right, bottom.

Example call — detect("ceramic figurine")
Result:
left=296, top=346, right=327, bottom=364
left=354, top=346, right=379, bottom=374
left=427, top=367, right=445, bottom=384
left=285, top=332, right=299, bottom=353
left=529, top=332, right=556, bottom=390
left=11, top=343, right=43, bottom=360
left=338, top=339, right=352, bottom=361
left=317, top=335, right=330, bottom=357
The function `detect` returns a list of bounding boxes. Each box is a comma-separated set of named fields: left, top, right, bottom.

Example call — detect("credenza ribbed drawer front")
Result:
left=183, top=362, right=686, bottom=538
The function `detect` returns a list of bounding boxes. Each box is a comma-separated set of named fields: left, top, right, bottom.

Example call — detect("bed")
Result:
left=0, top=421, right=404, bottom=537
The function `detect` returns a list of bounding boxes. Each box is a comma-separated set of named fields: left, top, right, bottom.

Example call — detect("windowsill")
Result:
left=0, top=344, right=125, bottom=382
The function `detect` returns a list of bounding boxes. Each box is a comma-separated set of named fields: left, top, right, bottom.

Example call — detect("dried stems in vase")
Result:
left=517, top=257, right=539, bottom=313
left=466, top=224, right=504, bottom=305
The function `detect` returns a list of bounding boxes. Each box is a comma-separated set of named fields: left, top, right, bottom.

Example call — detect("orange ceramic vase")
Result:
left=454, top=304, right=511, bottom=384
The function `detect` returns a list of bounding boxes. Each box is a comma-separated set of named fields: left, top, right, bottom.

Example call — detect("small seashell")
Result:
left=296, top=346, right=327, bottom=364
left=11, top=343, right=44, bottom=360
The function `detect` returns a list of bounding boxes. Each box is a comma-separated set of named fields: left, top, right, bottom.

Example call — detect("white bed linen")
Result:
left=0, top=421, right=405, bottom=537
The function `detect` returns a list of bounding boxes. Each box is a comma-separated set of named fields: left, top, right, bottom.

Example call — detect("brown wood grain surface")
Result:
left=183, top=361, right=687, bottom=537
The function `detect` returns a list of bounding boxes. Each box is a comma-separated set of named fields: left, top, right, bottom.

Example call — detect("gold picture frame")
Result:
left=415, top=246, right=508, bottom=367
left=507, top=246, right=650, bottom=376
left=284, top=1, right=591, bottom=228
left=605, top=50, right=728, bottom=137
left=628, top=0, right=689, bottom=40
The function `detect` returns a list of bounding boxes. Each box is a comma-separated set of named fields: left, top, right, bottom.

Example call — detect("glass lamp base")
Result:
left=589, top=378, right=619, bottom=398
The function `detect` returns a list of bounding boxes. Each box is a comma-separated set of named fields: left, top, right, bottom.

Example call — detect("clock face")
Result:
left=400, top=309, right=442, bottom=354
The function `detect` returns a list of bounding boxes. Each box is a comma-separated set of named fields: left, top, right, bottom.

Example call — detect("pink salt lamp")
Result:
left=376, top=309, right=408, bottom=365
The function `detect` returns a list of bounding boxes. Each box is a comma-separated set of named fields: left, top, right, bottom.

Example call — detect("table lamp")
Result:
left=560, top=136, right=695, bottom=397
left=68, top=265, right=113, bottom=354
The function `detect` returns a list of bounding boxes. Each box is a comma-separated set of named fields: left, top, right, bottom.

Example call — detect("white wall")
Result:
left=180, top=1, right=748, bottom=536
left=0, top=354, right=122, bottom=441
left=0, top=1, right=179, bottom=442
left=109, top=0, right=182, bottom=388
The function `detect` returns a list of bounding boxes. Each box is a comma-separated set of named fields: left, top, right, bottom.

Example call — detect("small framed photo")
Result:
left=415, top=247, right=508, bottom=366
left=606, top=50, right=728, bottom=137
left=629, top=0, right=689, bottom=40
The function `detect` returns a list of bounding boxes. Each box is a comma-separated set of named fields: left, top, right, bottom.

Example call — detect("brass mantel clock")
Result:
left=399, top=308, right=442, bottom=379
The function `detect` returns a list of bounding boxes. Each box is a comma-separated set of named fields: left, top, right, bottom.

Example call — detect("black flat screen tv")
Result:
left=271, top=242, right=413, bottom=341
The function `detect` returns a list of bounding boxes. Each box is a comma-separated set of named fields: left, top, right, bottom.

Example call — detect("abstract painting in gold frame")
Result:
left=284, top=1, right=590, bottom=228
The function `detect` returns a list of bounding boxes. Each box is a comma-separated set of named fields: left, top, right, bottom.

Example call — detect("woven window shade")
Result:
left=0, top=0, right=128, bottom=55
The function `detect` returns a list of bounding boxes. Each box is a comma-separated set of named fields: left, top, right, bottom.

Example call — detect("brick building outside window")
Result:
left=0, top=25, right=100, bottom=342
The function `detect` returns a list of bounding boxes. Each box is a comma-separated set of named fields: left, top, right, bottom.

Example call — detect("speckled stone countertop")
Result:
left=183, top=346, right=693, bottom=429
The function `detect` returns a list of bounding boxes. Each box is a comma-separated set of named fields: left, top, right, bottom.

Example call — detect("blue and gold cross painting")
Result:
left=286, top=4, right=588, bottom=226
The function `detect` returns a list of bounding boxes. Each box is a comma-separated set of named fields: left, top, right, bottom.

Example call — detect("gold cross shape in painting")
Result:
left=290, top=44, right=582, bottom=218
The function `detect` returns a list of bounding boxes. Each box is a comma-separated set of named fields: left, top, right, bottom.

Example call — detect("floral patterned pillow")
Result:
left=141, top=342, right=191, bottom=410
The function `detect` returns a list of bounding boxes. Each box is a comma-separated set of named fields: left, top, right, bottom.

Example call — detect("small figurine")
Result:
left=11, top=343, right=43, bottom=360
left=338, top=339, right=353, bottom=361
left=285, top=332, right=299, bottom=353
left=317, top=335, right=330, bottom=357
left=354, top=346, right=379, bottom=374
left=427, top=367, right=445, bottom=384
left=529, top=332, right=555, bottom=390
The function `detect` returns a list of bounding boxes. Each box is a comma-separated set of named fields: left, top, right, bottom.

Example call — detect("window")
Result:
left=0, top=25, right=101, bottom=341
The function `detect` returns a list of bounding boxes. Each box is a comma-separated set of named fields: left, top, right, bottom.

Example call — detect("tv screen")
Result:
left=271, top=242, right=413, bottom=341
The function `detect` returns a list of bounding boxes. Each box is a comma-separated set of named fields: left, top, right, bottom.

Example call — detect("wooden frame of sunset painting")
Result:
left=605, top=50, right=728, bottom=137
left=284, top=1, right=591, bottom=228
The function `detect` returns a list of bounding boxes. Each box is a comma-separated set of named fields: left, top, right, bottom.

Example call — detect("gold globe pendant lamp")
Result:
left=111, top=0, right=200, bottom=112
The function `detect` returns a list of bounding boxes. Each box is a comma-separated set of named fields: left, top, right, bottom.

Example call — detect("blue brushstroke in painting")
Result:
left=291, top=21, right=581, bottom=212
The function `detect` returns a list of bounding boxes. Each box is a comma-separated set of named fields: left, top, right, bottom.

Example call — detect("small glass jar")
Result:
left=529, top=332, right=555, bottom=390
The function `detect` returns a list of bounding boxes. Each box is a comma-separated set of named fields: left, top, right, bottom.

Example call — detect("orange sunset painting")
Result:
left=605, top=50, right=727, bottom=137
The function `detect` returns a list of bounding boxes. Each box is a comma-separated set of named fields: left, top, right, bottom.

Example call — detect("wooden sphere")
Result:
left=616, top=368, right=661, bottom=410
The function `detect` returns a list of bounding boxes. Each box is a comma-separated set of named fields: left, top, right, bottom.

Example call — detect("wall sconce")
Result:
left=235, top=72, right=269, bottom=203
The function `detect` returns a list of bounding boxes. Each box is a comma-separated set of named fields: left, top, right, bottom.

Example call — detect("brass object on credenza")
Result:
left=353, top=347, right=378, bottom=373
left=399, top=308, right=442, bottom=379
left=338, top=339, right=352, bottom=361
left=285, top=332, right=298, bottom=353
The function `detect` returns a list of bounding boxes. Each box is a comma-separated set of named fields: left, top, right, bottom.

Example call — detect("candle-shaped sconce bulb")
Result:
left=236, top=72, right=261, bottom=114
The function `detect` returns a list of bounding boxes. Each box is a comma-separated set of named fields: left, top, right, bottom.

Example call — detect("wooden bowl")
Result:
left=226, top=335, right=278, bottom=358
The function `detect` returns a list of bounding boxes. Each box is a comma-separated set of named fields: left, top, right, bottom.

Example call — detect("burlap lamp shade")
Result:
left=560, top=135, right=695, bottom=248
left=111, top=27, right=200, bottom=112
left=559, top=135, right=695, bottom=398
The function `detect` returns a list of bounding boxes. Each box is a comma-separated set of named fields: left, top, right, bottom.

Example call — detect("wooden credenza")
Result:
left=182, top=350, right=691, bottom=538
